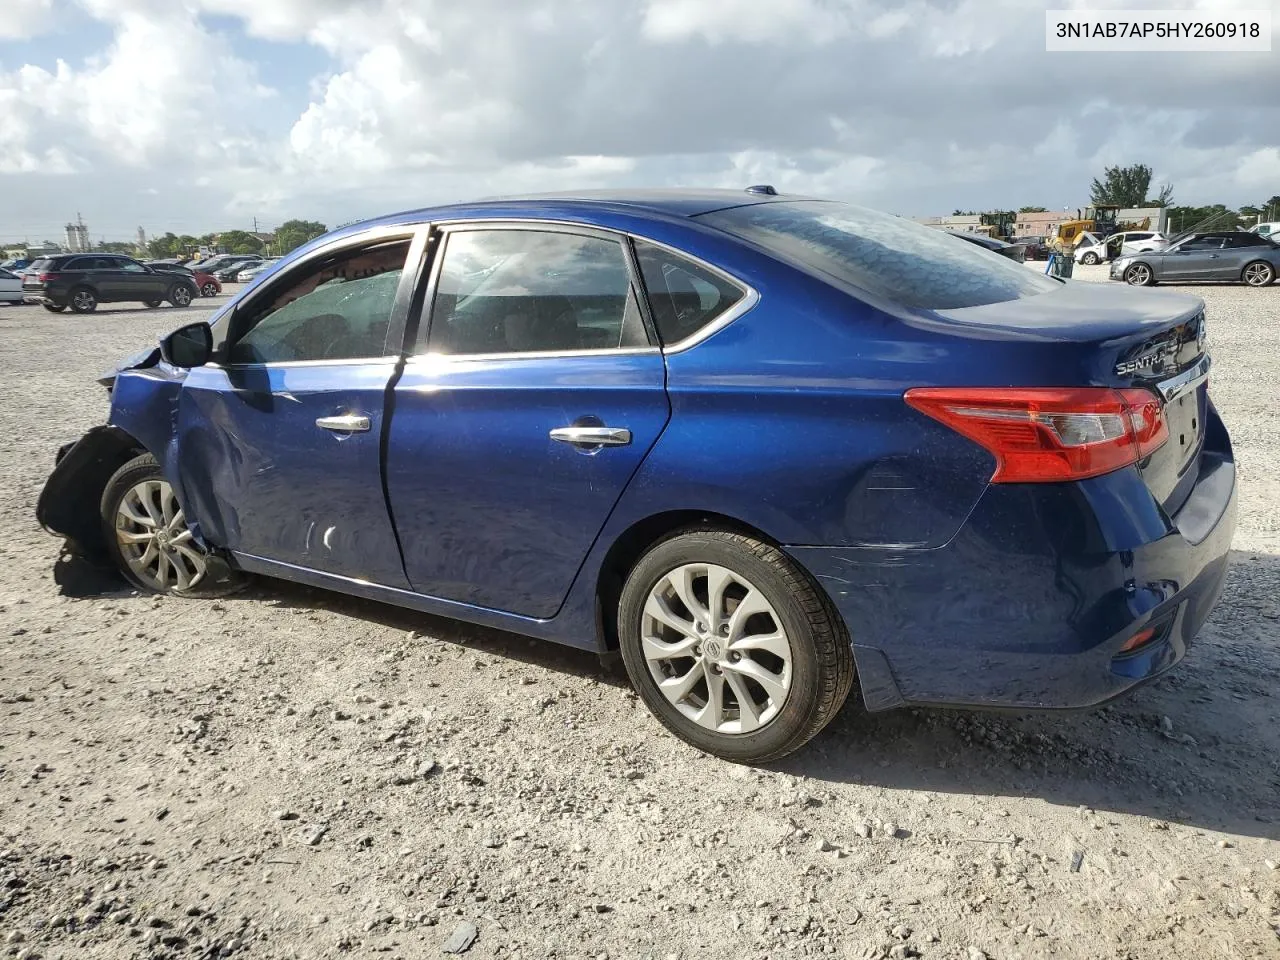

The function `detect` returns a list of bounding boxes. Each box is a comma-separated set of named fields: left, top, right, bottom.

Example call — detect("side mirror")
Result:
left=159, top=322, right=213, bottom=368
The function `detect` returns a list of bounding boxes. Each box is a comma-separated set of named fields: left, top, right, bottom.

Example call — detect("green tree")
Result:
left=273, top=219, right=328, bottom=255
left=147, top=232, right=182, bottom=259
left=1090, top=164, right=1173, bottom=208
left=1167, top=203, right=1240, bottom=234
left=218, top=230, right=264, bottom=254
left=97, top=241, right=135, bottom=254
left=951, top=209, right=976, bottom=217
left=1259, top=195, right=1280, bottom=221
left=1018, top=206, right=1048, bottom=213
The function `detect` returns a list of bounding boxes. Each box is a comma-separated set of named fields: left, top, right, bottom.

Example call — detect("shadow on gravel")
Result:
left=52, top=550, right=136, bottom=599
left=782, top=550, right=1280, bottom=843
left=245, top=577, right=627, bottom=688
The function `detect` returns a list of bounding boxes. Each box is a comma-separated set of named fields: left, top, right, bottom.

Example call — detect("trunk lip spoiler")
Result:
left=1156, top=354, right=1210, bottom=404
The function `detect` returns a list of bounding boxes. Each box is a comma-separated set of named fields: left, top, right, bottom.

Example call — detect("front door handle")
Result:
left=316, top=414, right=371, bottom=433
left=549, top=426, right=632, bottom=447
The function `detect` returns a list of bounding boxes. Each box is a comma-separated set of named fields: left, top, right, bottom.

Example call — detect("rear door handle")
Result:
left=549, top=426, right=632, bottom=447
left=316, top=414, right=371, bottom=433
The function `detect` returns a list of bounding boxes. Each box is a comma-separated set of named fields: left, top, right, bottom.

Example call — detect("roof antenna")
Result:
left=745, top=184, right=778, bottom=196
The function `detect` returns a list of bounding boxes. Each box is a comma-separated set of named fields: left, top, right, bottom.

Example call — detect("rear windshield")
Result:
left=698, top=200, right=1059, bottom=309
left=28, top=259, right=52, bottom=272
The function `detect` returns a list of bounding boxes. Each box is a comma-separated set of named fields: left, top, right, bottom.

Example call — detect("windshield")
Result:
left=698, top=200, right=1058, bottom=310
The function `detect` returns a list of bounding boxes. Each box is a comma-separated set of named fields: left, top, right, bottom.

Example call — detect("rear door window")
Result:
left=698, top=201, right=1058, bottom=309
left=422, top=229, right=650, bottom=355
left=633, top=241, right=746, bottom=346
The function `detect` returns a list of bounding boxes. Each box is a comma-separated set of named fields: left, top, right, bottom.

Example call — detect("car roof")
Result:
left=346, top=188, right=801, bottom=233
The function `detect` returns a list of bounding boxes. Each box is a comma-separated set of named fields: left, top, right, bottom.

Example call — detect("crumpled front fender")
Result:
left=36, top=425, right=146, bottom=562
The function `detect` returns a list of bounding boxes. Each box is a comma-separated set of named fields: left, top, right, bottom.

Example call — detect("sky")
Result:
left=1, top=0, right=1277, bottom=243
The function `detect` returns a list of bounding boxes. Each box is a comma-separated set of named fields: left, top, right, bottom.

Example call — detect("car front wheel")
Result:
left=1080, top=251, right=1100, bottom=265
left=1124, top=263, right=1155, bottom=286
left=617, top=529, right=855, bottom=763
left=100, top=453, right=245, bottom=597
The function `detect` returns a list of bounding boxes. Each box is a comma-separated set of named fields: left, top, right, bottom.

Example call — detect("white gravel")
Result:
left=1, top=271, right=1279, bottom=959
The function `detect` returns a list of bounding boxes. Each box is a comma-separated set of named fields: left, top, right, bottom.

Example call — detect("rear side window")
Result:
left=29, top=259, right=51, bottom=272
left=423, top=229, right=649, bottom=356
left=698, top=201, right=1059, bottom=310
left=1224, top=233, right=1267, bottom=248
left=633, top=241, right=746, bottom=346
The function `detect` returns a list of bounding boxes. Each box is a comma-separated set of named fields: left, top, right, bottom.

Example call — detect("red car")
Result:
left=145, top=262, right=222, bottom=297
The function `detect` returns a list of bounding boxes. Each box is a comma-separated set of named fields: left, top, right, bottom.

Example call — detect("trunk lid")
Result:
left=934, top=282, right=1208, bottom=514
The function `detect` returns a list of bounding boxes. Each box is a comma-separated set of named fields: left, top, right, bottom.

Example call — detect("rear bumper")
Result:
left=789, top=414, right=1237, bottom=712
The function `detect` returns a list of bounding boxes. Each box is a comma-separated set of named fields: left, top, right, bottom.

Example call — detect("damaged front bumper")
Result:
left=37, top=425, right=145, bottom=563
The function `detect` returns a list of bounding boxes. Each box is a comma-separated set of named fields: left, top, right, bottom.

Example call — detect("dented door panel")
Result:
left=175, top=360, right=408, bottom=588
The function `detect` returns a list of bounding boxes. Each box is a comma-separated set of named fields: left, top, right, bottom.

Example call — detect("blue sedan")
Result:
left=37, top=188, right=1236, bottom=762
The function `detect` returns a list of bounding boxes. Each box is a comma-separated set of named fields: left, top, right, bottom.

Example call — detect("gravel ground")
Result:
left=2, top=267, right=1279, bottom=960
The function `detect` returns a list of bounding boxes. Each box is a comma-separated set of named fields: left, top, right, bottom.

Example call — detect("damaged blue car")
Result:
left=37, top=188, right=1236, bottom=762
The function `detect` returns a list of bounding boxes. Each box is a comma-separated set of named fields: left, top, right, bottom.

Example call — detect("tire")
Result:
left=200, top=281, right=219, bottom=298
left=617, top=529, right=855, bottom=763
left=168, top=284, right=194, bottom=308
left=1242, top=260, right=1275, bottom=287
left=1080, top=251, right=1100, bottom=265
left=1124, top=263, right=1155, bottom=286
left=100, top=453, right=245, bottom=598
left=43, top=303, right=67, bottom=313
left=69, top=287, right=98, bottom=313
left=145, top=300, right=163, bottom=308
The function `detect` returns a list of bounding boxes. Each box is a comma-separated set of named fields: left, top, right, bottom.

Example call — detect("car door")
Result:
left=1119, top=232, right=1152, bottom=256
left=174, top=227, right=428, bottom=587
left=1160, top=237, right=1226, bottom=280
left=1221, top=232, right=1272, bottom=280
left=385, top=224, right=670, bottom=618
left=116, top=257, right=168, bottom=301
left=0, top=268, right=21, bottom=302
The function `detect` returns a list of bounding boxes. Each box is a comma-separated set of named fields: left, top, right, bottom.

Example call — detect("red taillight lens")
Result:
left=37, top=272, right=56, bottom=282
left=904, top=386, right=1169, bottom=483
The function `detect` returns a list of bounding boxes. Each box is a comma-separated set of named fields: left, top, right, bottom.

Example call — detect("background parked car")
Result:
left=190, top=254, right=263, bottom=275
left=23, top=254, right=198, bottom=313
left=1076, top=230, right=1168, bottom=264
left=0, top=267, right=24, bottom=303
left=1014, top=235, right=1050, bottom=260
left=1249, top=222, right=1280, bottom=239
left=1110, top=231, right=1279, bottom=286
left=215, top=259, right=264, bottom=282
left=235, top=258, right=281, bottom=283
left=949, top=231, right=1025, bottom=262
left=147, top=262, right=222, bottom=298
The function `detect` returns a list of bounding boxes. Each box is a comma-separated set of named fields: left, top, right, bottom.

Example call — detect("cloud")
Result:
left=0, top=0, right=1276, bottom=237
left=0, top=0, right=55, bottom=40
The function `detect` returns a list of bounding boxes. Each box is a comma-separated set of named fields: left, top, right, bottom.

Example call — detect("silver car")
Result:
left=1110, top=231, right=1279, bottom=287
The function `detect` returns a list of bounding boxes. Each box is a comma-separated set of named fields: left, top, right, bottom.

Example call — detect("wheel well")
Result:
left=594, top=510, right=780, bottom=651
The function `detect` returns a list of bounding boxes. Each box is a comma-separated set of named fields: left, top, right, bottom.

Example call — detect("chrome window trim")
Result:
left=207, top=356, right=401, bottom=371
left=404, top=346, right=661, bottom=367
left=422, top=218, right=760, bottom=357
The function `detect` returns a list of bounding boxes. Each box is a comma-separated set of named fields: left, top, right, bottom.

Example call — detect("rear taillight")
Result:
left=904, top=386, right=1169, bottom=483
left=37, top=272, right=56, bottom=282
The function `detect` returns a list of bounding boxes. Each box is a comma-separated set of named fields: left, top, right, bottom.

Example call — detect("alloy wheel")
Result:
left=640, top=563, right=792, bottom=734
left=72, top=290, right=96, bottom=311
left=172, top=286, right=193, bottom=307
left=114, top=479, right=207, bottom=591
left=201, top=282, right=218, bottom=297
left=1244, top=262, right=1274, bottom=286
left=1126, top=264, right=1152, bottom=285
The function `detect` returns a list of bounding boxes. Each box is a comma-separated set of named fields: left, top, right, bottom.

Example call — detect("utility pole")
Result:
left=253, top=216, right=259, bottom=234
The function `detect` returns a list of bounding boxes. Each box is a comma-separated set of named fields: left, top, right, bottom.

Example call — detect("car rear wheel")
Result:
left=69, top=287, right=98, bottom=313
left=1242, top=261, right=1275, bottom=287
left=43, top=303, right=67, bottom=313
left=1124, top=263, right=1155, bottom=286
left=200, top=281, right=218, bottom=297
left=100, top=453, right=245, bottom=597
left=1080, top=251, right=1100, bottom=265
left=617, top=529, right=855, bottom=763
left=168, top=284, right=194, bottom=308
left=145, top=300, right=162, bottom=308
